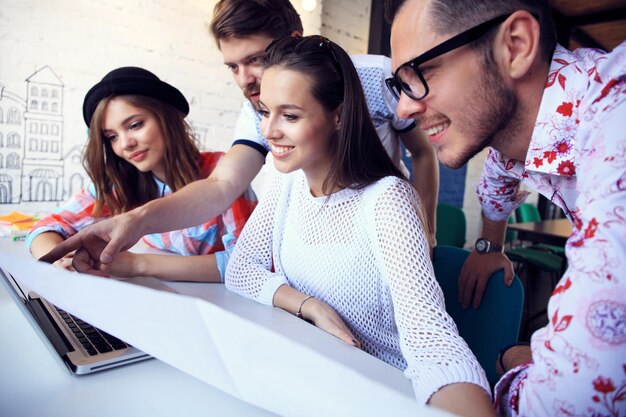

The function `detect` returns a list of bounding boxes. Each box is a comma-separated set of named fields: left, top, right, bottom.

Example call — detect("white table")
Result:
left=0, top=239, right=278, bottom=417
left=0, top=239, right=439, bottom=417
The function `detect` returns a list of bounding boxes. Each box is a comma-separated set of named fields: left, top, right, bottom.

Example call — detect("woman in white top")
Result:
left=225, top=35, right=495, bottom=416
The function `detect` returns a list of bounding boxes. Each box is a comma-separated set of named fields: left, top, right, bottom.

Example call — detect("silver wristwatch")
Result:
left=474, top=238, right=503, bottom=254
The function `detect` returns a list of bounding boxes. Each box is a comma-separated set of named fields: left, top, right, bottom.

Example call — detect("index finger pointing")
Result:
left=38, top=234, right=84, bottom=263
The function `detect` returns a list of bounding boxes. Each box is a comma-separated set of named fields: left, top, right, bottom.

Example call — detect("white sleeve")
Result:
left=368, top=178, right=490, bottom=403
left=225, top=172, right=288, bottom=306
left=232, top=101, right=270, bottom=155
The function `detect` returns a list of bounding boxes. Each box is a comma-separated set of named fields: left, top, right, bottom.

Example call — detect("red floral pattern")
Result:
left=589, top=368, right=626, bottom=416
left=489, top=43, right=626, bottom=416
left=556, top=160, right=576, bottom=176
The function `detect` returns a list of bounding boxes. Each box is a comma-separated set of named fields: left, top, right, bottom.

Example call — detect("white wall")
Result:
left=321, top=0, right=372, bottom=54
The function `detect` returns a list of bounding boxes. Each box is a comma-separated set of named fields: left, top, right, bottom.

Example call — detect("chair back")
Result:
left=515, top=203, right=542, bottom=223
left=432, top=245, right=524, bottom=387
left=435, top=204, right=466, bottom=248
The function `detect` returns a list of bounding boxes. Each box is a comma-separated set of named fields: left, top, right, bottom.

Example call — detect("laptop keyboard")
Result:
left=55, top=306, right=130, bottom=356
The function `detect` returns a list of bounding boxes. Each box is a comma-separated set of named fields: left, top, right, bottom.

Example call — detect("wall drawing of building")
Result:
left=0, top=66, right=87, bottom=209
left=22, top=66, right=65, bottom=202
left=63, top=144, right=86, bottom=200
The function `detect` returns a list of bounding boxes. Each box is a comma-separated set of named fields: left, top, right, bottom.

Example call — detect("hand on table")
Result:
left=302, top=298, right=361, bottom=348
left=51, top=251, right=76, bottom=272
left=100, top=251, right=143, bottom=278
left=39, top=211, right=145, bottom=275
left=458, top=250, right=514, bottom=309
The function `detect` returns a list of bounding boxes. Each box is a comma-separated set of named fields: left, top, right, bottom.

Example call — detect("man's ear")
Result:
left=497, top=10, right=541, bottom=80
left=290, top=30, right=302, bottom=38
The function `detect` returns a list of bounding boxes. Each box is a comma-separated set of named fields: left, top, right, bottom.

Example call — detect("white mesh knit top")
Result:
left=226, top=170, right=490, bottom=403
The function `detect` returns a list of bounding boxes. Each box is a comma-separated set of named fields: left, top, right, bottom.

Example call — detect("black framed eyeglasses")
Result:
left=386, top=13, right=512, bottom=101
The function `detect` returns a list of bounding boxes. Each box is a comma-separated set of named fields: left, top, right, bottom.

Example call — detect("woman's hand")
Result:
left=52, top=251, right=76, bottom=271
left=301, top=298, right=361, bottom=348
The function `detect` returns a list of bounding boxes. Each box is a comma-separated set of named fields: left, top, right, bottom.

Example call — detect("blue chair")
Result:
left=436, top=204, right=466, bottom=248
left=432, top=245, right=524, bottom=387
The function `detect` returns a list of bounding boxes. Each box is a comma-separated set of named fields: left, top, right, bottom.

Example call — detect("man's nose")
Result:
left=396, top=92, right=427, bottom=120
left=236, top=66, right=256, bottom=90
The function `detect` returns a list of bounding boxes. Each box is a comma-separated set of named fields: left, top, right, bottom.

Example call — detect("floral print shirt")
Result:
left=488, top=43, right=626, bottom=416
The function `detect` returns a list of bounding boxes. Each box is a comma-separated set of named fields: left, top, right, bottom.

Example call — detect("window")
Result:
left=7, top=108, right=21, bottom=124
left=0, top=132, right=3, bottom=147
left=0, top=154, right=3, bottom=168
left=31, top=86, right=39, bottom=96
left=29, top=138, right=38, bottom=151
left=52, top=103, right=58, bottom=113
left=0, top=107, right=3, bottom=123
left=41, top=124, right=49, bottom=135
left=31, top=101, right=39, bottom=110
left=42, top=102, right=48, bottom=112
left=7, top=133, right=20, bottom=148
left=41, top=140, right=48, bottom=152
left=41, top=88, right=48, bottom=98
left=30, top=123, right=38, bottom=133
left=51, top=125, right=59, bottom=135
left=51, top=89, right=58, bottom=98
left=6, top=153, right=20, bottom=169
left=51, top=141, right=59, bottom=153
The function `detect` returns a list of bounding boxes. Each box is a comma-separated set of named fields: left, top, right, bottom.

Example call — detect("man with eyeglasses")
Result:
left=386, top=0, right=625, bottom=415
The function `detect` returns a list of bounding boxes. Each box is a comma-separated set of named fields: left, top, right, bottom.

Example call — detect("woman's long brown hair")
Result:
left=263, top=36, right=407, bottom=194
left=84, top=95, right=200, bottom=216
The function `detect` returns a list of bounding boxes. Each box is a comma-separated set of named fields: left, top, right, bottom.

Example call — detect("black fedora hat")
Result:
left=82, top=66, right=189, bottom=126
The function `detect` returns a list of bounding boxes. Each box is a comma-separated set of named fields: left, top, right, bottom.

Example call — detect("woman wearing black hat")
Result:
left=27, top=67, right=257, bottom=282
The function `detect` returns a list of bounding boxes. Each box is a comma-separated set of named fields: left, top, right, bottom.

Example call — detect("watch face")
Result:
left=476, top=239, right=488, bottom=253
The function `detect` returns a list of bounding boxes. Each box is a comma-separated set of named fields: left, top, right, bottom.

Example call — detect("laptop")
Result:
left=0, top=266, right=151, bottom=374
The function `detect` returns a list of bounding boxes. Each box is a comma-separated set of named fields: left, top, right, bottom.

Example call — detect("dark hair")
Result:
left=263, top=35, right=407, bottom=195
left=85, top=95, right=200, bottom=216
left=384, top=0, right=556, bottom=62
left=210, top=0, right=303, bottom=46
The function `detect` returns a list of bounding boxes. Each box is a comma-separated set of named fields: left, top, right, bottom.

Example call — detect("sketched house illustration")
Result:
left=63, top=144, right=86, bottom=200
left=0, top=66, right=87, bottom=206
left=21, top=66, right=65, bottom=202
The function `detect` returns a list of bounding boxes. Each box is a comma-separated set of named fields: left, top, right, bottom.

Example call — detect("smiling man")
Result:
left=385, top=0, right=626, bottom=415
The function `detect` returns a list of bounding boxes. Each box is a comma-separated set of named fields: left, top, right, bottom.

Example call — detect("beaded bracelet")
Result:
left=296, top=295, right=314, bottom=319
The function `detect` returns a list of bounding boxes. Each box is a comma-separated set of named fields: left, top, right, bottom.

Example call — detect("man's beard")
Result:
left=244, top=83, right=262, bottom=112
left=444, top=63, right=518, bottom=169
